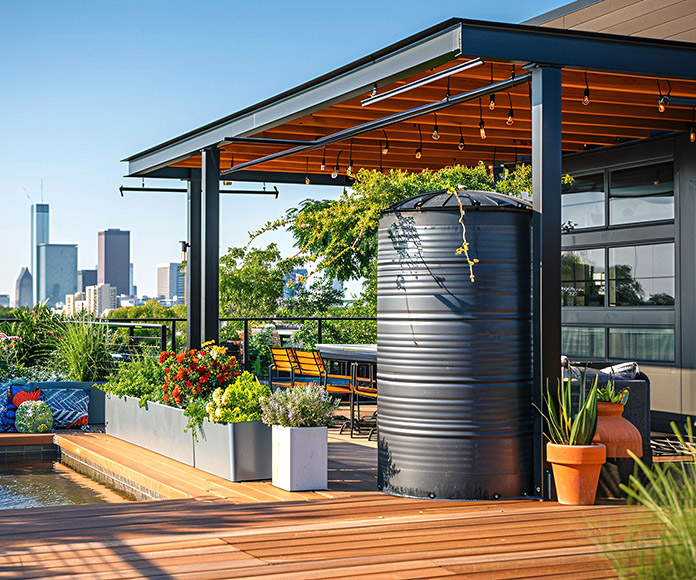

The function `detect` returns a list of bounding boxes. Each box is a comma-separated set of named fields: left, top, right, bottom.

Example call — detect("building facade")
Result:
left=86, top=283, right=118, bottom=316
left=98, top=229, right=130, bottom=296
left=64, top=292, right=87, bottom=316
left=30, top=203, right=49, bottom=303
left=77, top=269, right=98, bottom=292
left=157, top=262, right=185, bottom=302
left=14, top=267, right=32, bottom=308
left=36, top=243, right=77, bottom=308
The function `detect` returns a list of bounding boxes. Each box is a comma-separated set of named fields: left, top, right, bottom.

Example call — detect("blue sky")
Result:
left=0, top=0, right=567, bottom=298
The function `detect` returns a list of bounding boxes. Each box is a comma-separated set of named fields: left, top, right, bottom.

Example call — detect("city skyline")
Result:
left=0, top=1, right=566, bottom=299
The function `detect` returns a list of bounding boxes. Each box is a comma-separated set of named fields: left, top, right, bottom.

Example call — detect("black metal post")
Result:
left=171, top=320, right=177, bottom=353
left=128, top=326, right=135, bottom=351
left=317, top=318, right=323, bottom=345
left=201, top=148, right=220, bottom=345
left=243, top=319, right=249, bottom=371
left=531, top=65, right=563, bottom=499
left=160, top=324, right=167, bottom=353
left=187, top=178, right=202, bottom=349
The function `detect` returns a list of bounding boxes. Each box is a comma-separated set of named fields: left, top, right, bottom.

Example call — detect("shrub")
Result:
left=206, top=371, right=270, bottom=424
left=15, top=400, right=53, bottom=433
left=260, top=384, right=339, bottom=427
left=0, top=304, right=63, bottom=369
left=101, top=354, right=165, bottom=405
left=53, top=317, right=115, bottom=382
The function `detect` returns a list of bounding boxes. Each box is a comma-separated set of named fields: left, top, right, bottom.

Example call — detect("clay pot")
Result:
left=593, top=402, right=642, bottom=458
left=547, top=442, right=606, bottom=505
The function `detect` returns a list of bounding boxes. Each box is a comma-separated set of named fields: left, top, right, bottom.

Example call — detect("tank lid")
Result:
left=385, top=189, right=531, bottom=212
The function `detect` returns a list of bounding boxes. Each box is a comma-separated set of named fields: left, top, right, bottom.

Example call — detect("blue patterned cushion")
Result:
left=0, top=384, right=43, bottom=432
left=44, top=389, right=89, bottom=429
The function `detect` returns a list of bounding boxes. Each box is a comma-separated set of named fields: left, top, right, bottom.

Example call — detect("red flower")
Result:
left=163, top=393, right=169, bottom=402
left=200, top=376, right=208, bottom=383
left=176, top=354, right=185, bottom=363
left=164, top=368, right=169, bottom=373
left=185, top=380, right=192, bottom=389
left=196, top=386, right=201, bottom=392
left=176, top=369, right=184, bottom=379
left=158, top=351, right=170, bottom=363
left=163, top=385, right=167, bottom=392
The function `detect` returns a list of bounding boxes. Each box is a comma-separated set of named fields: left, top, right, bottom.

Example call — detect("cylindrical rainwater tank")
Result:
left=377, top=190, right=533, bottom=500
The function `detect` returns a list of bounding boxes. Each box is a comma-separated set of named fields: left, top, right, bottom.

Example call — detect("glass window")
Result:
left=561, top=173, right=605, bottom=230
left=609, top=162, right=674, bottom=225
left=562, top=327, right=606, bottom=360
left=608, top=243, right=675, bottom=306
left=608, top=328, right=675, bottom=363
left=561, top=249, right=605, bottom=306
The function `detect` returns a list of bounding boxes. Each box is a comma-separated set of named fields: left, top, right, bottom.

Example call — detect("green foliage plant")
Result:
left=206, top=371, right=270, bottom=423
left=260, top=384, right=339, bottom=428
left=100, top=354, right=165, bottom=406
left=53, top=316, right=115, bottom=382
left=15, top=400, right=53, bottom=433
left=0, top=304, right=63, bottom=369
left=597, top=381, right=630, bottom=405
left=611, top=422, right=696, bottom=579
left=537, top=376, right=599, bottom=446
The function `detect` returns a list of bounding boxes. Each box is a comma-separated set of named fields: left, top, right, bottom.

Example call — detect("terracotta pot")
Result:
left=593, top=402, right=642, bottom=458
left=547, top=442, right=606, bottom=505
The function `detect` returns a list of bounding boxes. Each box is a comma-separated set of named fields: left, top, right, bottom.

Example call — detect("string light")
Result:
left=305, top=157, right=310, bottom=185
left=382, top=130, right=390, bottom=155
left=488, top=63, right=495, bottom=110
left=478, top=98, right=486, bottom=140
left=582, top=71, right=590, bottom=106
left=506, top=92, right=514, bottom=126
left=346, top=139, right=354, bottom=176
left=432, top=113, right=440, bottom=140
left=331, top=151, right=342, bottom=179
left=458, top=127, right=465, bottom=151
left=320, top=147, right=326, bottom=171
left=657, top=79, right=671, bottom=113
left=415, top=124, right=423, bottom=159
left=690, top=106, right=696, bottom=143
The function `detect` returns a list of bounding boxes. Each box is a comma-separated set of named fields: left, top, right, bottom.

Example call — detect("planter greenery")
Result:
left=261, top=384, right=339, bottom=491
left=53, top=316, right=115, bottom=382
left=538, top=376, right=606, bottom=505
left=101, top=354, right=165, bottom=406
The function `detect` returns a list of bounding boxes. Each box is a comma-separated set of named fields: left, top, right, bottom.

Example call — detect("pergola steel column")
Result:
left=531, top=65, right=562, bottom=498
left=186, top=177, right=202, bottom=350
left=201, top=148, right=220, bottom=344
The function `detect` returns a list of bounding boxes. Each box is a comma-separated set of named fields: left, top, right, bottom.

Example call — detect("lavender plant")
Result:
left=260, top=384, right=339, bottom=427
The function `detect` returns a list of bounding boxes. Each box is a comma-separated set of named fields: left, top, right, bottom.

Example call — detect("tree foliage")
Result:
left=250, top=163, right=535, bottom=282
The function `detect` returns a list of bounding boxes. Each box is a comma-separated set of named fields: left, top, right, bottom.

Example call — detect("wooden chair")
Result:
left=268, top=347, right=299, bottom=392
left=350, top=363, right=377, bottom=439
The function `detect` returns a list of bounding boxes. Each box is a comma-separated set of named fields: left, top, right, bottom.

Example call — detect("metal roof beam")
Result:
left=124, top=23, right=463, bottom=177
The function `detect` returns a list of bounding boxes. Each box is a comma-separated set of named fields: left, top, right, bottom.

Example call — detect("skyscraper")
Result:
left=157, top=263, right=185, bottom=301
left=30, top=203, right=49, bottom=303
left=14, top=267, right=33, bottom=308
left=37, top=243, right=77, bottom=307
left=77, top=269, right=98, bottom=292
left=98, top=229, right=130, bottom=296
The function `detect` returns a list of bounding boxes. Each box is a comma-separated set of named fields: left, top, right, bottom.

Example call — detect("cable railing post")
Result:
left=128, top=326, right=135, bottom=352
left=160, top=324, right=167, bottom=354
left=317, top=318, right=323, bottom=345
left=171, top=320, right=177, bottom=353
left=243, top=319, right=249, bottom=371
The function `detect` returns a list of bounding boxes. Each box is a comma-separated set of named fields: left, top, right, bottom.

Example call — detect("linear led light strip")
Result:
left=360, top=58, right=484, bottom=107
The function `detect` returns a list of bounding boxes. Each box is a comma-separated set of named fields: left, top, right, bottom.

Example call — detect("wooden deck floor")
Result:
left=0, top=493, right=652, bottom=579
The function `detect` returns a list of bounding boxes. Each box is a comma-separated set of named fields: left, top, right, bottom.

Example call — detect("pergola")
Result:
left=124, top=18, right=696, bottom=493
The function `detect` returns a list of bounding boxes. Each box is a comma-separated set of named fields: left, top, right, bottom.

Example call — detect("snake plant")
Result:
left=538, top=375, right=599, bottom=446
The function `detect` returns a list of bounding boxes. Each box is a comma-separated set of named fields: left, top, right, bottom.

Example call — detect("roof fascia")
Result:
left=125, top=23, right=463, bottom=177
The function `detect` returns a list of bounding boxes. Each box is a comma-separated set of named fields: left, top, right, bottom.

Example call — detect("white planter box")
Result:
left=195, top=420, right=271, bottom=481
left=272, top=425, right=328, bottom=491
left=105, top=395, right=195, bottom=466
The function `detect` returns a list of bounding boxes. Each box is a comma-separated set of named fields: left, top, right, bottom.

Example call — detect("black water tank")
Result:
left=377, top=189, right=533, bottom=500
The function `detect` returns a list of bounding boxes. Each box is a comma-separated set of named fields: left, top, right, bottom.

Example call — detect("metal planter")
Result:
left=105, top=395, right=195, bottom=466
left=195, top=420, right=272, bottom=481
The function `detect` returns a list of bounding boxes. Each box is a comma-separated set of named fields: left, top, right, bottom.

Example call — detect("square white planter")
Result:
left=272, top=425, right=328, bottom=491
left=195, top=420, right=271, bottom=481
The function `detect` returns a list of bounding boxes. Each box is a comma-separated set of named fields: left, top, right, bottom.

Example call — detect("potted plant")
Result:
left=195, top=371, right=272, bottom=481
left=538, top=376, right=606, bottom=505
left=260, top=384, right=339, bottom=491
left=594, top=382, right=642, bottom=458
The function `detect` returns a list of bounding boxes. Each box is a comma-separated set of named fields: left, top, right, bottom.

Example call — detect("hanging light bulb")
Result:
left=305, top=157, right=310, bottom=185
left=320, top=147, right=326, bottom=171
left=371, top=83, right=377, bottom=98
left=432, top=113, right=440, bottom=140
left=382, top=130, right=389, bottom=155
left=657, top=79, right=671, bottom=113
left=506, top=92, right=514, bottom=126
left=478, top=98, right=486, bottom=140
left=690, top=106, right=696, bottom=143
left=582, top=71, right=590, bottom=106
left=347, top=139, right=354, bottom=175
left=458, top=127, right=465, bottom=151
left=488, top=63, right=495, bottom=110
left=415, top=124, right=423, bottom=158
left=332, top=150, right=342, bottom=179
